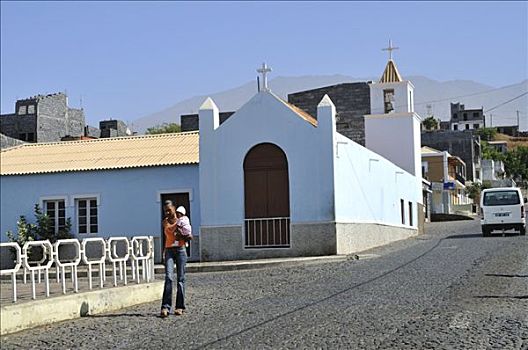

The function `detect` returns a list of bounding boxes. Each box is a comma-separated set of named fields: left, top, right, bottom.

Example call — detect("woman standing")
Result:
left=160, top=201, right=191, bottom=317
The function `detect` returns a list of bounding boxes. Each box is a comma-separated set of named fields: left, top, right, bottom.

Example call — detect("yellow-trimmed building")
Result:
left=421, top=146, right=472, bottom=215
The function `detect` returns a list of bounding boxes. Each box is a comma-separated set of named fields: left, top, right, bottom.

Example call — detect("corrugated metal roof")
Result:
left=0, top=132, right=199, bottom=176
left=379, top=59, right=403, bottom=83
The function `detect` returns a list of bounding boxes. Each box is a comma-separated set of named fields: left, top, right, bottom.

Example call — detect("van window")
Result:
left=483, top=191, right=520, bottom=206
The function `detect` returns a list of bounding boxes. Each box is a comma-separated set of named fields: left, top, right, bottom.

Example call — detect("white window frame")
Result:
left=72, top=194, right=100, bottom=235
left=41, top=196, right=68, bottom=234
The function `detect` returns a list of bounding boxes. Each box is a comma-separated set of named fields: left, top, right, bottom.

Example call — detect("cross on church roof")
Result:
left=257, top=62, right=272, bottom=91
left=382, top=39, right=399, bottom=60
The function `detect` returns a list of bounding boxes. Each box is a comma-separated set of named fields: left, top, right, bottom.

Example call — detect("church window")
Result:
left=18, top=105, right=27, bottom=115
left=453, top=124, right=458, bottom=131
left=383, top=89, right=395, bottom=114
left=453, top=113, right=458, bottom=119
left=27, top=105, right=35, bottom=114
left=463, top=113, right=468, bottom=121
left=465, top=124, right=470, bottom=130
left=473, top=112, right=479, bottom=119
left=474, top=124, right=479, bottom=129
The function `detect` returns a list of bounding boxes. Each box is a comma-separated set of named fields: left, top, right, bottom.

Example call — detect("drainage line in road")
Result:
left=194, top=236, right=449, bottom=349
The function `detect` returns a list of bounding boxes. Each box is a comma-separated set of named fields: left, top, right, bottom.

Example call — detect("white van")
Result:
left=480, top=187, right=526, bottom=236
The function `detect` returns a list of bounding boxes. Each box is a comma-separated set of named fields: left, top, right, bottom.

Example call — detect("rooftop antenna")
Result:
left=80, top=95, right=83, bottom=109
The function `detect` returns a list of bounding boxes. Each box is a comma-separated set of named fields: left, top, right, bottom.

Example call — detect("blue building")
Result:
left=0, top=132, right=200, bottom=262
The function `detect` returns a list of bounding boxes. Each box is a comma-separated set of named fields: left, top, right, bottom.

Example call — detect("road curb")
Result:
left=1, top=282, right=164, bottom=336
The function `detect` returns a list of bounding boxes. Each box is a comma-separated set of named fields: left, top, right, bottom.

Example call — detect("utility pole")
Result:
left=490, top=113, right=493, bottom=127
left=517, top=110, right=520, bottom=136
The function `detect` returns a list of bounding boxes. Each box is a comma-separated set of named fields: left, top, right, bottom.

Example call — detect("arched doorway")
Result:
left=243, top=143, right=290, bottom=248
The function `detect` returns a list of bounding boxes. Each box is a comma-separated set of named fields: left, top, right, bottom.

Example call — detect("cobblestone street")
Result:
left=2, top=220, right=527, bottom=349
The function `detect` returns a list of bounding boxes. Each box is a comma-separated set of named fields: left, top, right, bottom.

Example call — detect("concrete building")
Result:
left=421, top=130, right=482, bottom=183
left=487, top=140, right=508, bottom=154
left=421, top=146, right=470, bottom=215
left=481, top=158, right=505, bottom=182
left=99, top=120, right=131, bottom=138
left=0, top=93, right=85, bottom=143
left=450, top=103, right=485, bottom=131
left=0, top=133, right=201, bottom=262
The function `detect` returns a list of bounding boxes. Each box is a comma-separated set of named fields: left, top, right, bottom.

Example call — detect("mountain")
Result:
left=132, top=76, right=528, bottom=132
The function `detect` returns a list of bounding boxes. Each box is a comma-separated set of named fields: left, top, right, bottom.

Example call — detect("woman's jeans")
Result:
left=161, top=247, right=187, bottom=312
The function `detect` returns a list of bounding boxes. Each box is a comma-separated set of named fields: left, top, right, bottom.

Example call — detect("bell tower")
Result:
left=364, top=40, right=422, bottom=202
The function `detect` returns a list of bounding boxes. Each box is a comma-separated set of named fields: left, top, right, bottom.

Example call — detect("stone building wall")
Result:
left=0, top=114, right=37, bottom=140
left=181, top=112, right=235, bottom=132
left=287, top=83, right=371, bottom=145
left=0, top=93, right=85, bottom=143
left=0, top=133, right=26, bottom=150
left=421, top=130, right=481, bottom=182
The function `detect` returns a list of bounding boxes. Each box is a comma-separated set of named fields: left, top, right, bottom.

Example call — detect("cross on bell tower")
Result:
left=257, top=62, right=272, bottom=91
left=382, top=39, right=399, bottom=60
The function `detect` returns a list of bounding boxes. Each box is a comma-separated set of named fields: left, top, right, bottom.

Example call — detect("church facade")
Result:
left=199, top=58, right=423, bottom=261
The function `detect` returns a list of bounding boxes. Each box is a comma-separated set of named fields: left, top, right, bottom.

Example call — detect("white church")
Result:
left=198, top=56, right=422, bottom=261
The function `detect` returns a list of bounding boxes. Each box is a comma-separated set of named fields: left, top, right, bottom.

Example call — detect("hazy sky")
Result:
left=1, top=1, right=527, bottom=126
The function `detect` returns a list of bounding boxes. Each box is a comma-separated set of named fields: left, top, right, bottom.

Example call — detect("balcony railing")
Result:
left=455, top=173, right=466, bottom=185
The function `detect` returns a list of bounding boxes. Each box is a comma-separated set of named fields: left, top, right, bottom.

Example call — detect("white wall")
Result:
left=333, top=133, right=419, bottom=228
left=199, top=92, right=335, bottom=227
left=364, top=112, right=423, bottom=184
left=369, top=81, right=414, bottom=115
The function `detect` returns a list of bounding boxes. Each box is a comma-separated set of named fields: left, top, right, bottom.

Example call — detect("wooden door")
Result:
left=244, top=143, right=290, bottom=247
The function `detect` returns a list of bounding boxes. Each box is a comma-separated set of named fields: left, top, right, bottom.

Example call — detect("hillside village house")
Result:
left=1, top=56, right=424, bottom=262
left=421, top=146, right=471, bottom=215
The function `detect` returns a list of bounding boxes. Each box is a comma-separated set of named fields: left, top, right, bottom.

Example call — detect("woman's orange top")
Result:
left=164, top=218, right=184, bottom=248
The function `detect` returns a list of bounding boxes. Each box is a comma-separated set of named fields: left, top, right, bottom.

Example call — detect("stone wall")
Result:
left=335, top=223, right=418, bottom=255
left=100, top=120, right=128, bottom=138
left=0, top=133, right=26, bottom=150
left=67, top=108, right=85, bottom=137
left=421, top=130, right=481, bottom=182
left=0, top=114, right=37, bottom=140
left=200, top=223, right=336, bottom=262
left=287, top=83, right=371, bottom=145
left=1, top=93, right=85, bottom=143
left=181, top=112, right=235, bottom=132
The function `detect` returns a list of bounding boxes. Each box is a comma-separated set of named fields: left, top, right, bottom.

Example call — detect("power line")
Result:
left=484, top=92, right=528, bottom=113
left=369, top=84, right=527, bottom=115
